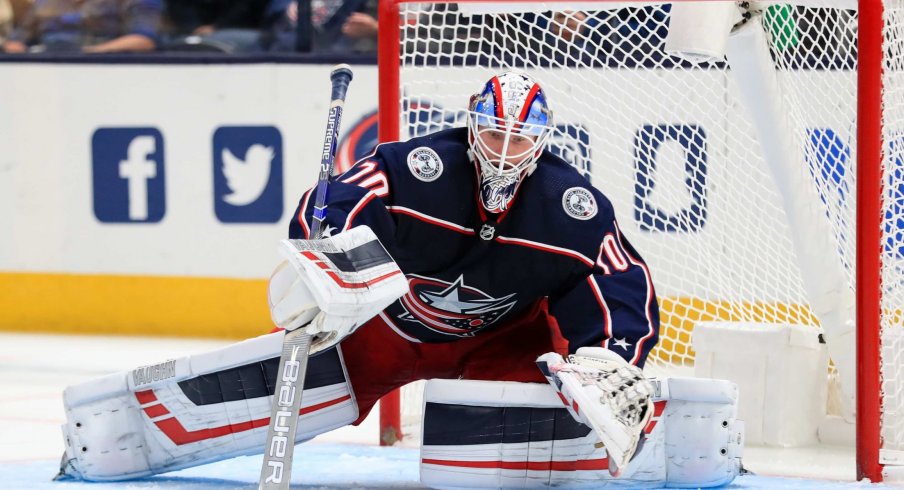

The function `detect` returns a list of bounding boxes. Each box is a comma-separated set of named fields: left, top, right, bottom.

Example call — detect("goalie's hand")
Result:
left=537, top=347, right=654, bottom=478
left=267, top=225, right=409, bottom=353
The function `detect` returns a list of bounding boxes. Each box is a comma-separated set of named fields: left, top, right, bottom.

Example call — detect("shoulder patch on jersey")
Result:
left=562, top=187, right=598, bottom=220
left=407, top=147, right=443, bottom=182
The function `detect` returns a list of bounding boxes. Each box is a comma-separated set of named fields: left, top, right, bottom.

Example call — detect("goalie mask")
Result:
left=468, top=72, right=553, bottom=214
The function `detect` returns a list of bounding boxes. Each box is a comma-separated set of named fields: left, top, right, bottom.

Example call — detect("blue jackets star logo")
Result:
left=396, top=274, right=517, bottom=337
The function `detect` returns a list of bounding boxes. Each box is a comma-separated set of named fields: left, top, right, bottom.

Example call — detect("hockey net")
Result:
left=377, top=0, right=904, bottom=480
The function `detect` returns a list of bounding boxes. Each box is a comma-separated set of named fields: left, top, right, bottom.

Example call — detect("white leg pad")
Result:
left=419, top=377, right=742, bottom=489
left=59, top=331, right=357, bottom=481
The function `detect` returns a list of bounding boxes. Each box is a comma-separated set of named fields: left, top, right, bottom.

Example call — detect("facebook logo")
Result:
left=92, top=128, right=165, bottom=223
left=213, top=126, right=283, bottom=223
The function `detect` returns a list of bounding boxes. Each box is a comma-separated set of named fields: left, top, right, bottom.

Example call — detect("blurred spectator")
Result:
left=550, top=11, right=588, bottom=44
left=263, top=0, right=378, bottom=54
left=539, top=6, right=672, bottom=67
left=0, top=0, right=12, bottom=44
left=1, top=0, right=162, bottom=53
left=162, top=0, right=268, bottom=53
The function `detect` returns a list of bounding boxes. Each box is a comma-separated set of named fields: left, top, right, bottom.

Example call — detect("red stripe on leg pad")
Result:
left=143, top=404, right=170, bottom=418
left=135, top=390, right=157, bottom=405
left=133, top=392, right=351, bottom=446
left=653, top=400, right=667, bottom=417
left=422, top=458, right=609, bottom=471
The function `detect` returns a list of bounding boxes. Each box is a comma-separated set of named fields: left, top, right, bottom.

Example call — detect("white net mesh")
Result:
left=387, top=1, right=902, bottom=454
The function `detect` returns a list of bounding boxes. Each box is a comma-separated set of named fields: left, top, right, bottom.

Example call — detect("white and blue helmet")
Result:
left=467, top=72, right=554, bottom=213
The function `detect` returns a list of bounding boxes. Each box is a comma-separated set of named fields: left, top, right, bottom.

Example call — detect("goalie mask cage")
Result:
left=375, top=0, right=903, bottom=482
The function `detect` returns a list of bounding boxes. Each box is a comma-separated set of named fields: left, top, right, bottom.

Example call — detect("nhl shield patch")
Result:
left=407, top=147, right=443, bottom=182
left=562, top=187, right=597, bottom=220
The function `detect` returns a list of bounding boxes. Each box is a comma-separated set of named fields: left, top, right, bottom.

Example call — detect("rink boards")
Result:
left=0, top=62, right=870, bottom=345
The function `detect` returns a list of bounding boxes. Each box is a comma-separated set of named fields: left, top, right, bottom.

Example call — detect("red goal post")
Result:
left=375, top=0, right=902, bottom=483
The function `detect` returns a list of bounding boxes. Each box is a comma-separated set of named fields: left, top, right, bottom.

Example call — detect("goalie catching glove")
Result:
left=268, top=225, right=409, bottom=353
left=537, top=347, right=655, bottom=478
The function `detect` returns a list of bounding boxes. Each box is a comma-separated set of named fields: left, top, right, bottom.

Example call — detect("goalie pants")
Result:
left=340, top=299, right=568, bottom=424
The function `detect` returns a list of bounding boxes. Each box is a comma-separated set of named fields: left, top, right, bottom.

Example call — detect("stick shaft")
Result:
left=258, top=64, right=354, bottom=490
left=311, top=66, right=354, bottom=238
left=258, top=331, right=312, bottom=490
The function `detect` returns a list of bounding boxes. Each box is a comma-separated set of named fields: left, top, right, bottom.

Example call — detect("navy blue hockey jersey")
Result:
left=290, top=127, right=659, bottom=367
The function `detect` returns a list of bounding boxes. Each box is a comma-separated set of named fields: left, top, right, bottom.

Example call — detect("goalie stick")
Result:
left=258, top=64, right=353, bottom=490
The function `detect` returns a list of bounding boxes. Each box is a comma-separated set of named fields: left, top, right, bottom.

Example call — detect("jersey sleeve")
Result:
left=288, top=148, right=397, bottom=249
left=548, top=218, right=660, bottom=368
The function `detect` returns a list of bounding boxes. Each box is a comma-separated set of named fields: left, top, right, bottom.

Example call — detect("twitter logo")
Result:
left=213, top=126, right=283, bottom=223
